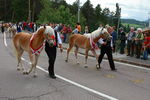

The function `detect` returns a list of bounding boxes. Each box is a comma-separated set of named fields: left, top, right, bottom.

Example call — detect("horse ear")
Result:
left=44, top=25, right=46, bottom=29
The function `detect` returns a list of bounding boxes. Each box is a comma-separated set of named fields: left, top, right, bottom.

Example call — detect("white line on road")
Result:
left=3, top=32, right=8, bottom=47
left=3, top=32, right=118, bottom=100
left=22, top=58, right=118, bottom=100
left=78, top=52, right=150, bottom=71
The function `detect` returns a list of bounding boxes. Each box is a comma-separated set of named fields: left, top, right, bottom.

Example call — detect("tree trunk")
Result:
left=32, top=0, right=36, bottom=22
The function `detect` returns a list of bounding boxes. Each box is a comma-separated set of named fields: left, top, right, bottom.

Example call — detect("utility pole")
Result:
left=148, top=13, right=150, bottom=27
left=77, top=0, right=80, bottom=23
left=28, top=0, right=31, bottom=22
left=116, top=3, right=121, bottom=39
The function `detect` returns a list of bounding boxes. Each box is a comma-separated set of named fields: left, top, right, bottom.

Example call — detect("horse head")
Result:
left=37, top=26, right=56, bottom=47
left=99, top=27, right=113, bottom=40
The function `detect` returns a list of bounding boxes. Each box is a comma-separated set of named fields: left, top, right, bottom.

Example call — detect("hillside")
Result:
left=121, top=19, right=148, bottom=28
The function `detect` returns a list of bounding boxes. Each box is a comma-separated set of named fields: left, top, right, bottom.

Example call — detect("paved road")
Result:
left=0, top=33, right=150, bottom=100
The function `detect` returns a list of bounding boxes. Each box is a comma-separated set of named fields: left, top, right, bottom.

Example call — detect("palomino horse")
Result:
left=65, top=28, right=111, bottom=68
left=13, top=26, right=55, bottom=77
left=7, top=25, right=17, bottom=38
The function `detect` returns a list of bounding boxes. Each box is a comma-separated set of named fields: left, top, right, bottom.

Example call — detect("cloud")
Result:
left=66, top=0, right=150, bottom=21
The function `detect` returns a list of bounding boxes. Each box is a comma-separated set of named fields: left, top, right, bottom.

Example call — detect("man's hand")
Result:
left=102, top=42, right=107, bottom=45
left=58, top=44, right=63, bottom=53
left=60, top=48, right=63, bottom=53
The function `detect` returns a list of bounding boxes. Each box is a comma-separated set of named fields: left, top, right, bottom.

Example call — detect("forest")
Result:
left=0, top=0, right=121, bottom=31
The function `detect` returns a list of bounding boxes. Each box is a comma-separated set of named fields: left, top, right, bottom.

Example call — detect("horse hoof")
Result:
left=84, top=64, right=88, bottom=68
left=17, top=67, right=21, bottom=71
left=96, top=64, right=101, bottom=70
left=33, top=74, right=37, bottom=78
left=23, top=71, right=27, bottom=75
left=65, top=59, right=68, bottom=62
left=76, top=61, right=80, bottom=64
left=26, top=71, right=29, bottom=75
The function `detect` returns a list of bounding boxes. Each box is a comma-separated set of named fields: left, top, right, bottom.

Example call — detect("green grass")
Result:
left=122, top=23, right=145, bottom=28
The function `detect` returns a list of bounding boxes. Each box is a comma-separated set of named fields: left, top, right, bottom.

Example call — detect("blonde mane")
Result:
left=84, top=28, right=107, bottom=38
left=36, top=26, right=54, bottom=35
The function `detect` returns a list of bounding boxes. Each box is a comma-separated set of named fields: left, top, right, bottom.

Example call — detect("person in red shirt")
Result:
left=62, top=24, right=67, bottom=43
left=141, top=32, right=150, bottom=60
left=76, top=22, right=81, bottom=33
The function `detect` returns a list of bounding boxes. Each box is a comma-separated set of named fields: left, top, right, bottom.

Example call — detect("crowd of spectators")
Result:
left=1, top=22, right=150, bottom=60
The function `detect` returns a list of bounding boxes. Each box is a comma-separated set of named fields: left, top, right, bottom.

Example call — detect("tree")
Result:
left=81, top=0, right=95, bottom=31
left=114, top=3, right=121, bottom=28
left=94, top=4, right=102, bottom=26
left=101, top=8, right=110, bottom=25
left=37, top=0, right=78, bottom=27
left=37, top=0, right=55, bottom=24
left=11, top=0, right=28, bottom=22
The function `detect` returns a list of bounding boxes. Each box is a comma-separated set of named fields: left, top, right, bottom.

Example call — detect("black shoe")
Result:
left=136, top=56, right=140, bottom=59
left=49, top=74, right=56, bottom=79
left=127, top=54, right=130, bottom=56
left=130, top=55, right=133, bottom=57
left=111, top=68, right=117, bottom=71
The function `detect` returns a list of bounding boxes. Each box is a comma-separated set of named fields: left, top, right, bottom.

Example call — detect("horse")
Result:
left=7, top=25, right=17, bottom=38
left=13, top=26, right=55, bottom=77
left=65, top=27, right=112, bottom=68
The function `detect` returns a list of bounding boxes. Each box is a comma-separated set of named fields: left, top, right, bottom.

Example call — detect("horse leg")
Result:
left=84, top=49, right=89, bottom=68
left=25, top=53, right=35, bottom=75
left=33, top=55, right=39, bottom=77
left=74, top=46, right=79, bottom=64
left=16, top=49, right=24, bottom=71
left=91, top=50, right=101, bottom=69
left=66, top=43, right=74, bottom=62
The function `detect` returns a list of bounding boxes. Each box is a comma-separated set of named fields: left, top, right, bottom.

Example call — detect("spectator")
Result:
left=112, top=26, right=117, bottom=53
left=62, top=24, right=67, bottom=43
left=141, top=33, right=150, bottom=60
left=135, top=28, right=144, bottom=58
left=72, top=26, right=79, bottom=34
left=33, top=23, right=37, bottom=32
left=1, top=23, right=4, bottom=34
left=84, top=26, right=89, bottom=34
left=16, top=23, right=22, bottom=33
left=119, top=27, right=126, bottom=54
left=98, top=24, right=103, bottom=30
left=126, top=27, right=136, bottom=57
left=66, top=25, right=72, bottom=43
left=76, top=22, right=81, bottom=33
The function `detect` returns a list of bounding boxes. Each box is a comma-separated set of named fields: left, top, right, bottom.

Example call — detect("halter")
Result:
left=45, top=34, right=57, bottom=46
left=30, top=33, right=45, bottom=55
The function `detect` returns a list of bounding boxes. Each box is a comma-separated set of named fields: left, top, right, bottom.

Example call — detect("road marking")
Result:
left=3, top=32, right=8, bottom=47
left=21, top=58, right=118, bottom=100
left=131, top=79, right=144, bottom=84
left=106, top=74, right=115, bottom=79
left=77, top=51, right=150, bottom=71
left=3, top=33, right=118, bottom=100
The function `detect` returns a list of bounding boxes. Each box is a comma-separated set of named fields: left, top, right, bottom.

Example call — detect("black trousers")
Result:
left=98, top=46, right=116, bottom=70
left=45, top=46, right=57, bottom=76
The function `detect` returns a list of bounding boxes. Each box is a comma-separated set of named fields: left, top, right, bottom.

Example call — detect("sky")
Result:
left=65, top=0, right=150, bottom=21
